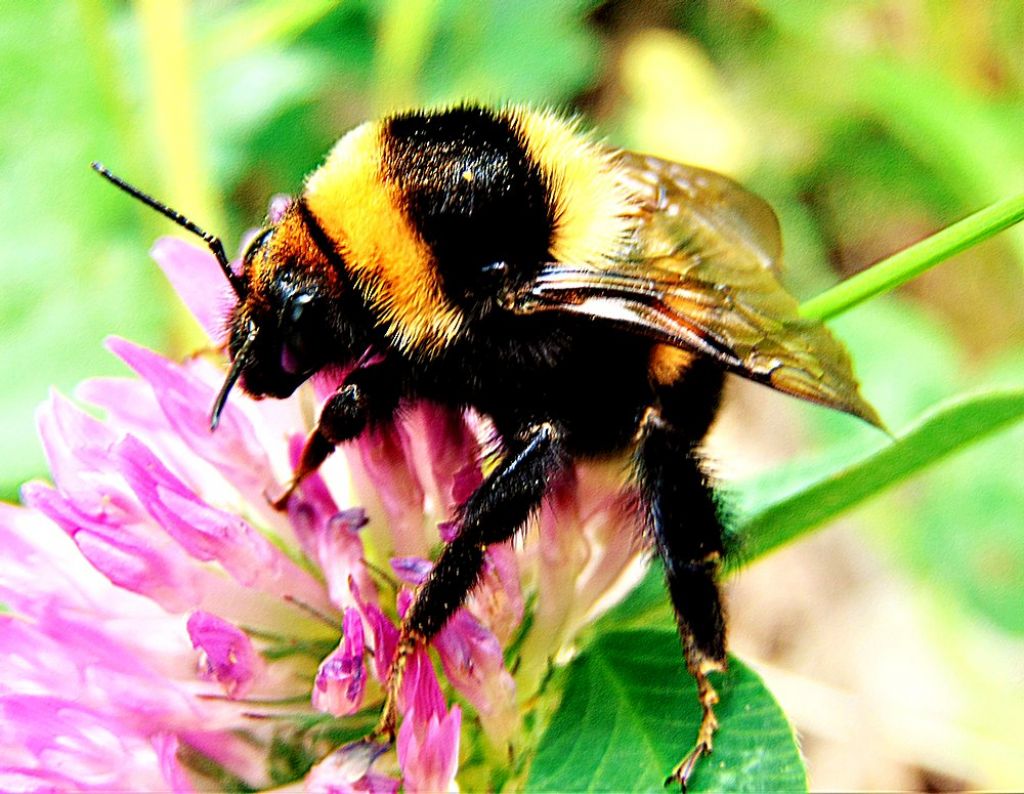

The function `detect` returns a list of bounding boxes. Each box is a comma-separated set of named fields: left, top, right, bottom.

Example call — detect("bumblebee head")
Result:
left=92, top=164, right=367, bottom=431
left=220, top=206, right=361, bottom=411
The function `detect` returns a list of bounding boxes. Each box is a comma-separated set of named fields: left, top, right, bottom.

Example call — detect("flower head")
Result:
left=2, top=232, right=646, bottom=790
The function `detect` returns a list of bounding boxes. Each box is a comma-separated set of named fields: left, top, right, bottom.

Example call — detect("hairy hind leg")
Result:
left=636, top=360, right=728, bottom=789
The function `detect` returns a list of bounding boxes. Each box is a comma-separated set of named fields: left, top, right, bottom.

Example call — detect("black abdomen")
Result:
left=416, top=311, right=657, bottom=457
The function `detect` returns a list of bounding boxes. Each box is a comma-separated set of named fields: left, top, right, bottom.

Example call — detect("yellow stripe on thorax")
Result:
left=508, top=107, right=640, bottom=267
left=304, top=121, right=463, bottom=356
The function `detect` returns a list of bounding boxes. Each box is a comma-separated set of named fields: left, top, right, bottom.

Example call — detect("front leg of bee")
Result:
left=373, top=421, right=568, bottom=741
left=636, top=406, right=728, bottom=791
left=270, top=361, right=402, bottom=510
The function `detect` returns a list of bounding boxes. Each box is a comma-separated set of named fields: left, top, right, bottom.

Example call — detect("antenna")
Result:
left=91, top=162, right=246, bottom=298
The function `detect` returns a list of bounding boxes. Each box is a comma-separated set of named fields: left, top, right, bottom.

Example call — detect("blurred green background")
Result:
left=2, top=1, right=1022, bottom=789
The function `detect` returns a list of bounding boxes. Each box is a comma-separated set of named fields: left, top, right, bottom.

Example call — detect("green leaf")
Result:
left=528, top=631, right=806, bottom=792
left=733, top=389, right=1024, bottom=567
left=205, top=50, right=329, bottom=179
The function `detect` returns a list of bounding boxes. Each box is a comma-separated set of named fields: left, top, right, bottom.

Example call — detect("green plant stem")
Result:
left=799, top=193, right=1024, bottom=322
left=134, top=0, right=223, bottom=235
left=134, top=0, right=224, bottom=352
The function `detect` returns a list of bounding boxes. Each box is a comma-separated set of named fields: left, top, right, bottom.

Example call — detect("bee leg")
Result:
left=372, top=421, right=567, bottom=740
left=270, top=364, right=401, bottom=510
left=636, top=363, right=728, bottom=790
left=669, top=663, right=725, bottom=789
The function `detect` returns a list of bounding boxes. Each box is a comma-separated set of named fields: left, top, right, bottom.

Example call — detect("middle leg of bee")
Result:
left=373, top=420, right=567, bottom=740
left=635, top=405, right=728, bottom=790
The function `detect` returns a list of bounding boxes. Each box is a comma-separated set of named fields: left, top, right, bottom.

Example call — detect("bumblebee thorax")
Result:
left=302, top=105, right=642, bottom=358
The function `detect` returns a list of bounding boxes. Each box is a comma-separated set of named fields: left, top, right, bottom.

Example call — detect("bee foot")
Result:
left=666, top=739, right=711, bottom=792
left=666, top=667, right=721, bottom=790
left=358, top=630, right=419, bottom=753
left=266, top=481, right=297, bottom=511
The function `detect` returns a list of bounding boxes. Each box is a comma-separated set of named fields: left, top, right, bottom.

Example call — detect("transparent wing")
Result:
left=509, top=152, right=882, bottom=427
left=614, top=151, right=784, bottom=274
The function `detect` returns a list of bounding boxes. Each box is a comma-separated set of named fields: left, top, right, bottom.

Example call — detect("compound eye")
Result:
left=280, top=290, right=323, bottom=375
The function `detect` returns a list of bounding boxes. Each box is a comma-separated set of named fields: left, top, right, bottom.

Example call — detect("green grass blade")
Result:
left=799, top=194, right=1024, bottom=322
left=731, top=389, right=1024, bottom=568
left=134, top=0, right=224, bottom=236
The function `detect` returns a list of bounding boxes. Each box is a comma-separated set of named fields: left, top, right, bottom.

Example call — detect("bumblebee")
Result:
left=95, top=104, right=880, bottom=787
